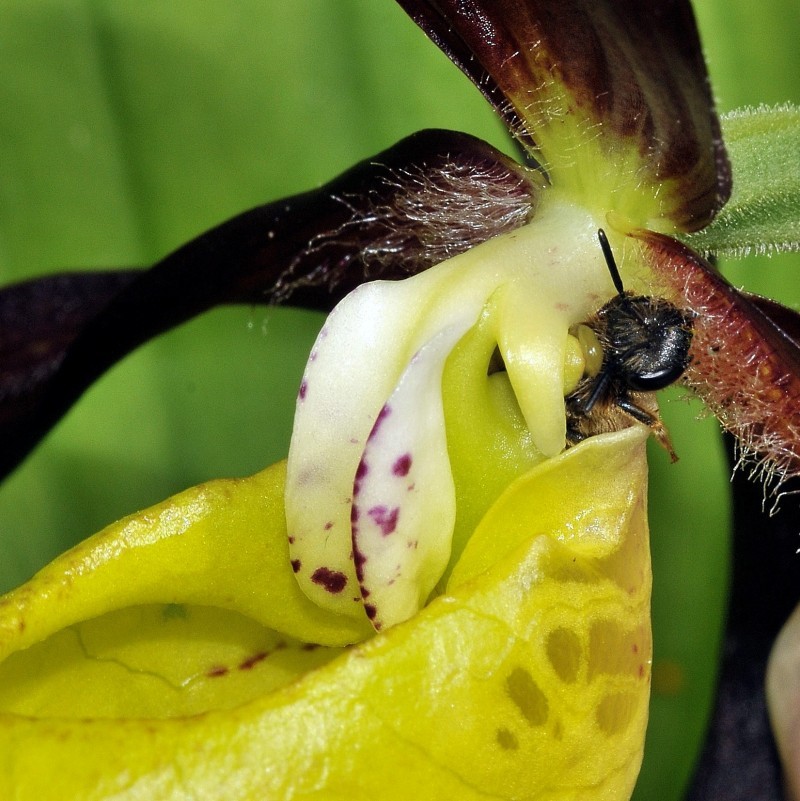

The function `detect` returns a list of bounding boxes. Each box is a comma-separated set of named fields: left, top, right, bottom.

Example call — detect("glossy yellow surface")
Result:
left=0, top=426, right=650, bottom=800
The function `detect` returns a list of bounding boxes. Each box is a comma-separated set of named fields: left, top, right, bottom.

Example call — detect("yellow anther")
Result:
left=563, top=334, right=586, bottom=394
left=576, top=324, right=604, bottom=377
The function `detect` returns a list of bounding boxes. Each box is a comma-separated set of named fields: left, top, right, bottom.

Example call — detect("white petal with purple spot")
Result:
left=352, top=326, right=466, bottom=630
left=285, top=261, right=493, bottom=616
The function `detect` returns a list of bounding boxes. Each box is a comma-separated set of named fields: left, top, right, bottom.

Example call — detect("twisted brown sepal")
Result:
left=0, top=269, right=141, bottom=421
left=0, top=130, right=538, bottom=481
left=637, top=231, right=800, bottom=492
left=395, top=0, right=731, bottom=231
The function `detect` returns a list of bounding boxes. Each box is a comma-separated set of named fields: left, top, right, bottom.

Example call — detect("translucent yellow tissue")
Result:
left=0, top=421, right=649, bottom=800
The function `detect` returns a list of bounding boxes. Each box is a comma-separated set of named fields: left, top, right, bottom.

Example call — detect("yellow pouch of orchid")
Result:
left=0, top=421, right=649, bottom=801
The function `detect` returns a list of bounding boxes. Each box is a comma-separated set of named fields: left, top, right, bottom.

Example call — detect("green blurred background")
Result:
left=0, top=1, right=797, bottom=798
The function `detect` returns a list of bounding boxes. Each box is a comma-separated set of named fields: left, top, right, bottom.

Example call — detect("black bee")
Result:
left=566, top=229, right=694, bottom=460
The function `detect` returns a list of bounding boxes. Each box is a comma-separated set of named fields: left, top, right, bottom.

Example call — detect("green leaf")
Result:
left=681, top=105, right=800, bottom=258
left=692, top=0, right=800, bottom=316
left=633, top=392, right=730, bottom=801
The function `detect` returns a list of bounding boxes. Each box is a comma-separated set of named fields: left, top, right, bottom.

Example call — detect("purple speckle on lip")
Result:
left=364, top=603, right=377, bottom=620
left=324, top=521, right=334, bottom=531
left=291, top=559, right=302, bottom=573
left=367, top=505, right=400, bottom=536
left=392, top=453, right=412, bottom=477
left=353, top=546, right=367, bottom=581
left=239, top=651, right=268, bottom=671
left=298, top=379, right=308, bottom=400
left=311, top=567, right=348, bottom=594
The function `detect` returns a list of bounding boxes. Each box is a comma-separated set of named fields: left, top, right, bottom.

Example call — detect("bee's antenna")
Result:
left=597, top=228, right=625, bottom=296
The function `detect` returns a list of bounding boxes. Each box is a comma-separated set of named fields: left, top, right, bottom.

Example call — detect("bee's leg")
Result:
left=580, top=368, right=612, bottom=414
left=564, top=377, right=600, bottom=446
left=565, top=421, right=587, bottom=446
left=614, top=395, right=679, bottom=462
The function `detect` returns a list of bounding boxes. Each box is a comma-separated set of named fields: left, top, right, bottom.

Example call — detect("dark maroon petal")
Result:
left=396, top=0, right=731, bottom=231
left=0, top=129, right=537, bottom=480
left=0, top=269, right=140, bottom=418
left=637, top=231, right=800, bottom=488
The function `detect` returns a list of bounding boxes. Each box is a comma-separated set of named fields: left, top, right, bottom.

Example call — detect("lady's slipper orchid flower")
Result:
left=0, top=1, right=799, bottom=800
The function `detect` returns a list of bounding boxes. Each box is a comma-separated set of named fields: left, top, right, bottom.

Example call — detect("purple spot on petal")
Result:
left=353, top=547, right=367, bottom=581
left=291, top=559, right=302, bottom=573
left=368, top=505, right=400, bottom=536
left=354, top=459, right=368, bottom=496
left=392, top=453, right=412, bottom=477
left=207, top=665, right=228, bottom=678
left=288, top=536, right=295, bottom=544
left=298, top=379, right=308, bottom=401
left=324, top=521, right=334, bottom=531
left=367, top=404, right=392, bottom=442
left=351, top=504, right=360, bottom=524
left=365, top=603, right=377, bottom=620
left=311, top=567, right=348, bottom=594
